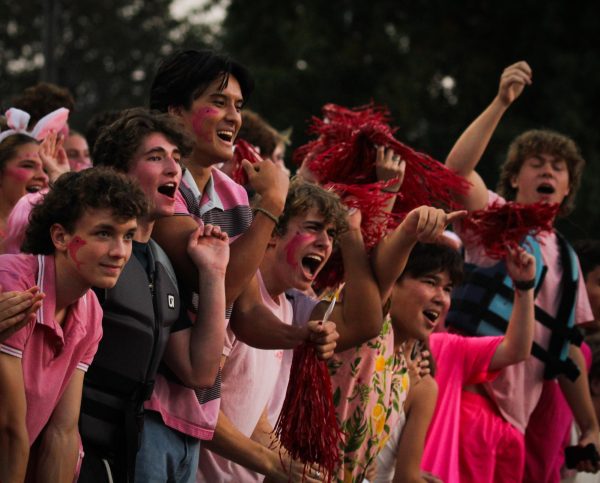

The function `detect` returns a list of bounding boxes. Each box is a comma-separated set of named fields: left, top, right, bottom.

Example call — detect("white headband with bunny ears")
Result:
left=0, top=107, right=70, bottom=145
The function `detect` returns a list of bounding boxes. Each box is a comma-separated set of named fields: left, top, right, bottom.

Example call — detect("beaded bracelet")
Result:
left=253, top=206, right=279, bottom=224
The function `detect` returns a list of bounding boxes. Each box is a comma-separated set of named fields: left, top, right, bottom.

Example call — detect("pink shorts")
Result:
left=459, top=391, right=525, bottom=483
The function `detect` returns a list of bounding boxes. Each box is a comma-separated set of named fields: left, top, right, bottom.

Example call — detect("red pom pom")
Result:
left=231, top=139, right=262, bottom=185
left=461, top=201, right=559, bottom=259
left=272, top=343, right=344, bottom=482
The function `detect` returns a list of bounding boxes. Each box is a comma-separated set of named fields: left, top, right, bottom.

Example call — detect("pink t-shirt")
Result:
left=197, top=272, right=293, bottom=482
left=457, top=191, right=593, bottom=432
left=422, top=333, right=502, bottom=483
left=145, top=167, right=252, bottom=439
left=0, top=254, right=103, bottom=442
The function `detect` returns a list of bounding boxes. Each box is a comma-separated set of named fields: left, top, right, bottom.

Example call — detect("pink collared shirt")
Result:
left=0, top=253, right=103, bottom=442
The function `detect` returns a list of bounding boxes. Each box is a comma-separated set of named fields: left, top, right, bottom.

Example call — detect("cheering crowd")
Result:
left=0, top=51, right=599, bottom=483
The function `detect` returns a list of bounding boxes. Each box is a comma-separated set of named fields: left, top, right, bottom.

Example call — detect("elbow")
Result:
left=0, top=420, right=29, bottom=458
left=182, top=364, right=220, bottom=390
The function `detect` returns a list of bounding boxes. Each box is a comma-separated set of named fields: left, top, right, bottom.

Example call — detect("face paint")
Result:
left=3, top=166, right=32, bottom=183
left=284, top=232, right=315, bottom=267
left=191, top=107, right=219, bottom=142
left=67, top=236, right=87, bottom=270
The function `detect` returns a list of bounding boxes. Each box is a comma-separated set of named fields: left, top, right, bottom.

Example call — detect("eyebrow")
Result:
left=210, top=92, right=244, bottom=104
left=143, top=146, right=180, bottom=156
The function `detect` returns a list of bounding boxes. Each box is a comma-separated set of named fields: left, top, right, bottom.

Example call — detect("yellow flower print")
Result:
left=343, top=466, right=354, bottom=483
left=375, top=354, right=386, bottom=372
left=375, top=414, right=386, bottom=434
left=401, top=372, right=409, bottom=393
left=372, top=403, right=385, bottom=421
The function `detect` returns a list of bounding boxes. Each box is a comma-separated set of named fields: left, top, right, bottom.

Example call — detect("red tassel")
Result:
left=231, top=139, right=262, bottom=185
left=460, top=200, right=559, bottom=260
left=272, top=343, right=344, bottom=482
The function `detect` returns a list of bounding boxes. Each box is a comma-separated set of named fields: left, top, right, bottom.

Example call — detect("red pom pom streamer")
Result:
left=460, top=200, right=559, bottom=260
left=230, top=139, right=262, bottom=185
left=272, top=343, right=344, bottom=482
left=294, top=103, right=470, bottom=289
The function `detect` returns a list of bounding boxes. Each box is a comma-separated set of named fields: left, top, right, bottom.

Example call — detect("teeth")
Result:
left=305, top=255, right=323, bottom=262
left=423, top=310, right=439, bottom=322
left=217, top=131, right=234, bottom=141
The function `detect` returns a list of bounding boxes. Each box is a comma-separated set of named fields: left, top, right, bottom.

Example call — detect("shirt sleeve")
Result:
left=459, top=334, right=504, bottom=385
left=0, top=268, right=35, bottom=357
left=287, top=290, right=320, bottom=327
left=575, top=260, right=594, bottom=325
left=77, top=293, right=104, bottom=371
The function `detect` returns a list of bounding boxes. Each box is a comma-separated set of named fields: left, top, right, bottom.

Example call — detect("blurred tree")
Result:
left=0, top=0, right=212, bottom=130
left=219, top=0, right=600, bottom=239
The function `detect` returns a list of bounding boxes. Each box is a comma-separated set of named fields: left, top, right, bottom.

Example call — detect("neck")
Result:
left=185, top=150, right=215, bottom=192
left=53, top=252, right=89, bottom=321
left=134, top=218, right=154, bottom=243
left=259, top=256, right=285, bottom=304
left=392, top=322, right=408, bottom=352
left=0, top=195, right=14, bottom=227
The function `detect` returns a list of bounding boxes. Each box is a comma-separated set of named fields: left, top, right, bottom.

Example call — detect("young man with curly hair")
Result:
left=0, top=168, right=147, bottom=482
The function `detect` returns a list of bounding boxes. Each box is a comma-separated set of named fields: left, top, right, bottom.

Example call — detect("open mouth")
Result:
left=302, top=254, right=323, bottom=277
left=423, top=310, right=440, bottom=323
left=157, top=182, right=177, bottom=198
left=217, top=130, right=234, bottom=142
left=26, top=185, right=44, bottom=193
left=537, top=183, right=555, bottom=195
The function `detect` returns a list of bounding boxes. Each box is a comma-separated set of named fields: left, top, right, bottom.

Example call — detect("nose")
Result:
left=36, top=166, right=50, bottom=185
left=225, top=103, right=242, bottom=128
left=314, top=229, right=332, bottom=251
left=109, top=238, right=129, bottom=259
left=164, top=154, right=180, bottom=176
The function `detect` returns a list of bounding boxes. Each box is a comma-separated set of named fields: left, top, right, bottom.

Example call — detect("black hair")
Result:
left=149, top=49, right=254, bottom=113
left=400, top=242, right=464, bottom=286
left=574, top=240, right=600, bottom=278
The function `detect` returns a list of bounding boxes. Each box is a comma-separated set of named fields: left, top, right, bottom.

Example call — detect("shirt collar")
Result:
left=182, top=168, right=224, bottom=216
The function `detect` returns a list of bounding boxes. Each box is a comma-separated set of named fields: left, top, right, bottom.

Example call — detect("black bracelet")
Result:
left=513, top=278, right=536, bottom=291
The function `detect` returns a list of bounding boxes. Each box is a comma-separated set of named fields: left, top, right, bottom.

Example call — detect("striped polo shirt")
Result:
left=146, top=167, right=252, bottom=439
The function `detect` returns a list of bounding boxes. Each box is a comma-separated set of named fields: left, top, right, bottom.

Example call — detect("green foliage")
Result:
left=219, top=0, right=600, bottom=239
left=0, top=0, right=211, bottom=130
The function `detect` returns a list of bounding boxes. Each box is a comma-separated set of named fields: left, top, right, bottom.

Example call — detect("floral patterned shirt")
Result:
left=328, top=316, right=409, bottom=482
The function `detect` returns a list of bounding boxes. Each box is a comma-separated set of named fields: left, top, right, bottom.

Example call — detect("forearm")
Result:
left=203, top=410, right=278, bottom=476
left=559, top=344, right=599, bottom=436
left=490, top=288, right=535, bottom=370
left=337, top=229, right=384, bottom=350
left=188, top=273, right=227, bottom=387
left=372, top=225, right=417, bottom=302
left=0, top=426, right=29, bottom=482
left=445, top=96, right=508, bottom=177
left=226, top=199, right=282, bottom=306
left=34, top=425, right=79, bottom=483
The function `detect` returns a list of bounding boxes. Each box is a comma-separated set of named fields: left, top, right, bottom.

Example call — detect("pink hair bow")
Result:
left=0, top=107, right=70, bottom=144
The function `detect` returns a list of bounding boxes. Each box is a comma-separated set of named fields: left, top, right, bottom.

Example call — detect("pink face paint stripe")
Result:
left=191, top=107, right=218, bottom=143
left=67, top=236, right=87, bottom=270
left=284, top=232, right=315, bottom=267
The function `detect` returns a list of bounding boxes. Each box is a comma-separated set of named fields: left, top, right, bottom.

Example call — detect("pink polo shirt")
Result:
left=0, top=253, right=103, bottom=443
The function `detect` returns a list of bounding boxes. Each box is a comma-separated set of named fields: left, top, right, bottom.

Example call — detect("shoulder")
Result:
left=211, top=168, right=249, bottom=206
left=0, top=253, right=37, bottom=289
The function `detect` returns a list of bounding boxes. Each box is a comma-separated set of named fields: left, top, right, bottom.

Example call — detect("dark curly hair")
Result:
left=149, top=49, right=254, bottom=113
left=238, top=110, right=287, bottom=159
left=400, top=242, right=464, bottom=286
left=12, top=82, right=75, bottom=127
left=273, top=177, right=348, bottom=240
left=497, top=129, right=585, bottom=216
left=0, top=133, right=40, bottom=172
left=92, top=108, right=194, bottom=172
left=22, top=168, right=148, bottom=254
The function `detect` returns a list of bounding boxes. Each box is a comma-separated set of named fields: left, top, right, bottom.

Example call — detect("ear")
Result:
left=168, top=105, right=183, bottom=117
left=50, top=223, right=69, bottom=252
left=510, top=174, right=519, bottom=189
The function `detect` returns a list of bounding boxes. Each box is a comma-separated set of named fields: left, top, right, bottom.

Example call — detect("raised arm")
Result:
left=372, top=206, right=467, bottom=302
left=162, top=224, right=229, bottom=388
left=488, top=246, right=535, bottom=370
left=445, top=61, right=532, bottom=210
left=311, top=209, right=384, bottom=351
left=0, top=353, right=29, bottom=482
